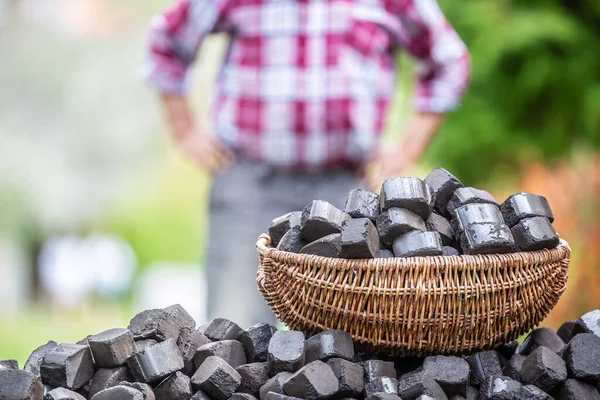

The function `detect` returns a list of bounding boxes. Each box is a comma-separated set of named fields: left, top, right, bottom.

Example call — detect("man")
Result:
left=144, top=0, right=470, bottom=328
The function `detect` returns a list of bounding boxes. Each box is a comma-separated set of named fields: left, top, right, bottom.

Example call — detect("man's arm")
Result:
left=143, top=0, right=234, bottom=171
left=162, top=94, right=234, bottom=171
left=368, top=0, right=470, bottom=183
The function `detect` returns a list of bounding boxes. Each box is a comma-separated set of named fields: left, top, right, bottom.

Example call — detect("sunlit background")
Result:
left=1, top=0, right=599, bottom=365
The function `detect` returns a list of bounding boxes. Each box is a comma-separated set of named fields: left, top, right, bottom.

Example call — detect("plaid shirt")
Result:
left=144, top=0, right=470, bottom=170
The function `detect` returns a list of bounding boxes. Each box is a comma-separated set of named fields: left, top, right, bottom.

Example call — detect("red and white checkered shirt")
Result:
left=144, top=0, right=470, bottom=170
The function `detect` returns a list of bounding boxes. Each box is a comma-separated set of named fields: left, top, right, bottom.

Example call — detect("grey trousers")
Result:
left=205, top=161, right=360, bottom=328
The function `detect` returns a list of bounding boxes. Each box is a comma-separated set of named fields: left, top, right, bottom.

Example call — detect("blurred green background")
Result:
left=0, top=0, right=599, bottom=365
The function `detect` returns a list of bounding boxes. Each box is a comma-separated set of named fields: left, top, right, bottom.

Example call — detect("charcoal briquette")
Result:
left=377, top=208, right=426, bottom=247
left=118, top=382, right=156, bottom=400
left=236, top=362, right=270, bottom=397
left=340, top=218, right=380, bottom=259
left=89, top=366, right=132, bottom=398
left=164, top=304, right=196, bottom=331
left=392, top=230, right=443, bottom=257
left=24, top=340, right=58, bottom=378
left=300, top=234, right=342, bottom=258
left=0, top=359, right=19, bottom=370
left=264, top=393, right=302, bottom=400
left=520, top=385, right=553, bottom=400
left=424, top=167, right=463, bottom=216
left=305, top=330, right=355, bottom=363
left=191, top=391, right=211, bottom=400
left=128, top=309, right=182, bottom=342
left=44, top=387, right=87, bottom=400
left=563, top=333, right=600, bottom=384
left=502, top=354, right=525, bottom=381
left=358, top=360, right=396, bottom=382
left=365, top=394, right=402, bottom=400
left=128, top=338, right=184, bottom=384
left=557, top=320, right=577, bottom=344
left=90, top=385, right=145, bottom=400
left=558, top=379, right=600, bottom=400
left=230, top=394, right=259, bottom=400
left=154, top=371, right=193, bottom=400
left=345, top=189, right=380, bottom=222
left=466, top=350, right=502, bottom=388
left=519, top=327, right=565, bottom=356
left=363, top=376, right=399, bottom=398
left=267, top=331, right=305, bottom=375
left=191, top=356, right=241, bottom=400
left=511, top=216, right=559, bottom=251
left=177, top=327, right=212, bottom=376
left=480, top=377, right=553, bottom=399
left=135, top=340, right=158, bottom=352
left=194, top=340, right=247, bottom=370
left=277, top=227, right=306, bottom=253
left=452, top=203, right=504, bottom=233
left=259, top=372, right=293, bottom=400
left=422, top=355, right=470, bottom=396
left=478, top=376, right=522, bottom=399
left=269, top=211, right=302, bottom=247
left=326, top=358, right=364, bottom=398
left=301, top=200, right=350, bottom=242
left=88, top=328, right=136, bottom=368
left=460, top=222, right=514, bottom=255
left=446, top=187, right=498, bottom=215
left=203, top=318, right=242, bottom=341
left=497, top=340, right=519, bottom=362
left=237, top=323, right=277, bottom=363
left=0, top=369, right=44, bottom=400
left=380, top=177, right=433, bottom=219
left=76, top=335, right=92, bottom=346
left=281, top=360, right=339, bottom=400
left=500, top=192, right=554, bottom=228
left=521, top=346, right=567, bottom=393
left=40, top=344, right=96, bottom=390
left=425, top=212, right=454, bottom=246
left=397, top=370, right=448, bottom=400
left=573, top=309, right=600, bottom=337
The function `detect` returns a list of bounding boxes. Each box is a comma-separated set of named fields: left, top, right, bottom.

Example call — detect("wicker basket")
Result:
left=256, top=233, right=570, bottom=356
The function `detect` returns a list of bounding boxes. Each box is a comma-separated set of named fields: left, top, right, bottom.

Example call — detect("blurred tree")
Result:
left=420, top=0, right=600, bottom=184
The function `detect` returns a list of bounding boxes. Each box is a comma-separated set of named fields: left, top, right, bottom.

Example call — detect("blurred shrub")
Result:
left=424, top=0, right=600, bottom=184
left=101, top=143, right=210, bottom=268
left=502, top=153, right=600, bottom=327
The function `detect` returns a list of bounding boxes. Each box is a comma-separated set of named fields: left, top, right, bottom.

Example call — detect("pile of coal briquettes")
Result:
left=269, top=167, right=558, bottom=258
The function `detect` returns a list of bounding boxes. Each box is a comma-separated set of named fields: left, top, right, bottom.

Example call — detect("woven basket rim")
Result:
left=256, top=233, right=570, bottom=356
left=256, top=233, right=571, bottom=271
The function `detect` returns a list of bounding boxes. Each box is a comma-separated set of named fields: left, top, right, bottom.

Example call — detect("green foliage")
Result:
left=424, top=0, right=600, bottom=184
left=101, top=148, right=211, bottom=269
left=103, top=200, right=205, bottom=269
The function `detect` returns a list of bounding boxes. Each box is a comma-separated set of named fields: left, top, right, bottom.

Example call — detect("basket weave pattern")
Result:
left=256, top=234, right=570, bottom=356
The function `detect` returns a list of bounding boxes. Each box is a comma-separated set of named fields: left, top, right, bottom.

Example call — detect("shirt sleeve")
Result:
left=389, top=0, right=471, bottom=113
left=142, top=0, right=231, bottom=94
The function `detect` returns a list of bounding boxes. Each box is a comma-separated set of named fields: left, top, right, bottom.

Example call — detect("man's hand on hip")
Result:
left=176, top=131, right=235, bottom=172
left=160, top=93, right=235, bottom=172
